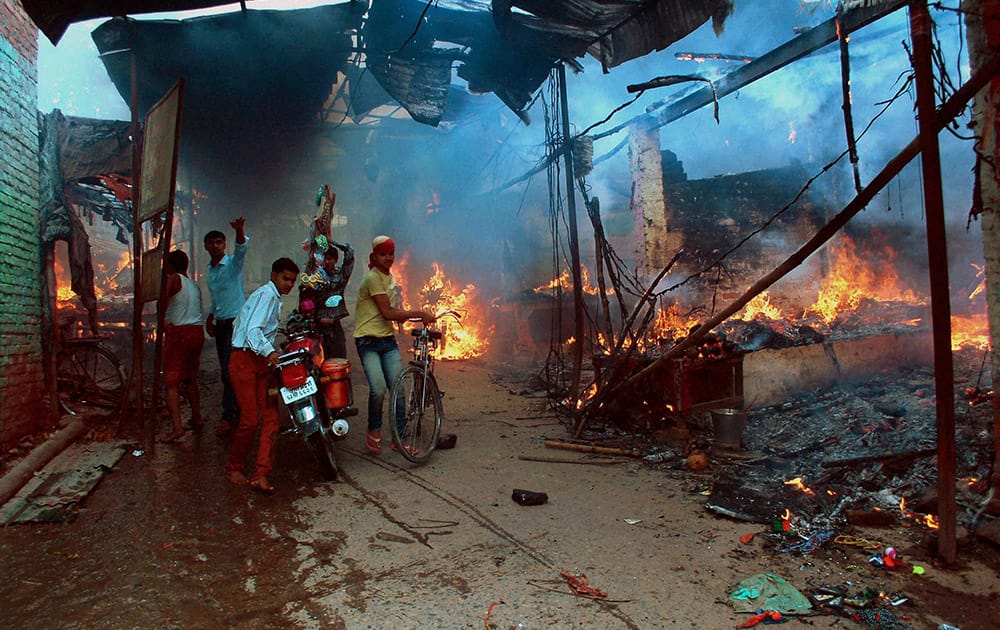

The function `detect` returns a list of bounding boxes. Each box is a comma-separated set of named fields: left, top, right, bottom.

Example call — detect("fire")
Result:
left=650, top=302, right=700, bottom=344
left=784, top=477, right=815, bottom=495
left=951, top=314, right=990, bottom=350
left=739, top=291, right=782, bottom=321
left=899, top=498, right=940, bottom=530
left=54, top=256, right=76, bottom=304
left=533, top=264, right=607, bottom=296
left=409, top=262, right=493, bottom=360
left=806, top=236, right=923, bottom=323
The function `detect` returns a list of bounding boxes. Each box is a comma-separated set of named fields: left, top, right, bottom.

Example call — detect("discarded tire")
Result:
left=512, top=489, right=548, bottom=506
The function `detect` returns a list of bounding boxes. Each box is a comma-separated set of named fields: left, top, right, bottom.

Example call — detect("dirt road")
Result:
left=1, top=358, right=998, bottom=629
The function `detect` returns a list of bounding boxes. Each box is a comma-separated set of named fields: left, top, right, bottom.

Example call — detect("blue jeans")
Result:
left=214, top=318, right=239, bottom=422
left=355, top=335, right=405, bottom=434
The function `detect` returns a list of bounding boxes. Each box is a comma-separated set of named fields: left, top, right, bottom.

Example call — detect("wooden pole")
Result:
left=837, top=17, right=863, bottom=193
left=910, top=0, right=956, bottom=564
left=558, top=63, right=585, bottom=399
left=127, top=36, right=147, bottom=451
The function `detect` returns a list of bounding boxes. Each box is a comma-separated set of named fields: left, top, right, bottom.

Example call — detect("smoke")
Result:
left=36, top=0, right=981, bottom=310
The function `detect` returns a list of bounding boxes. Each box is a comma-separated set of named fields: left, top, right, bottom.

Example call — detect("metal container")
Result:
left=710, top=408, right=747, bottom=450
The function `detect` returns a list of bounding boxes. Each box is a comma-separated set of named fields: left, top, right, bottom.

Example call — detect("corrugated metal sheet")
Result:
left=28, top=0, right=730, bottom=127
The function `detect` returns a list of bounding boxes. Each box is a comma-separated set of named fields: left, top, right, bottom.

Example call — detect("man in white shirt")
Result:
left=225, top=257, right=299, bottom=494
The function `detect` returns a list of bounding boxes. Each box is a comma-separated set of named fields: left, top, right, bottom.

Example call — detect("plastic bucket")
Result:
left=321, top=359, right=351, bottom=409
left=710, top=408, right=747, bottom=450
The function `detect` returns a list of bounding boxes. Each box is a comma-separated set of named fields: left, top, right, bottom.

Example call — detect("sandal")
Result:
left=365, top=430, right=382, bottom=454
left=226, top=470, right=248, bottom=486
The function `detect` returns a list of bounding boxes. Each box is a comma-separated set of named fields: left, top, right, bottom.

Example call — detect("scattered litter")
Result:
left=736, top=610, right=783, bottom=628
left=624, top=518, right=642, bottom=525
left=560, top=571, right=607, bottom=598
left=834, top=534, right=883, bottom=552
left=911, top=565, right=925, bottom=575
left=483, top=600, right=503, bottom=629
left=851, top=606, right=911, bottom=629
left=437, top=433, right=457, bottom=450
left=731, top=587, right=761, bottom=600
left=511, top=488, right=548, bottom=506
left=643, top=450, right=674, bottom=463
left=728, top=574, right=812, bottom=616
left=778, top=529, right=835, bottom=554
left=131, top=449, right=144, bottom=457
left=740, top=532, right=757, bottom=545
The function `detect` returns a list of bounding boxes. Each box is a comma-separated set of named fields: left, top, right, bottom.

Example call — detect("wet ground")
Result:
left=1, top=350, right=999, bottom=629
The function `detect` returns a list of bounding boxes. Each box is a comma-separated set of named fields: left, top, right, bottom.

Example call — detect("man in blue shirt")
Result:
left=204, top=217, right=248, bottom=435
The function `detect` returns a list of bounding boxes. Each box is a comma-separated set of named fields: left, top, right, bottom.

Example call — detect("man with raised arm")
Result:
left=204, top=217, right=248, bottom=435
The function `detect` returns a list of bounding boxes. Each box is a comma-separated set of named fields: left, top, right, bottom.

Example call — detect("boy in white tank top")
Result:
left=160, top=249, right=205, bottom=443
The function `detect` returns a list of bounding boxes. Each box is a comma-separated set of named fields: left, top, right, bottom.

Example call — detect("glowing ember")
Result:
left=807, top=236, right=924, bottom=323
left=783, top=477, right=815, bottom=495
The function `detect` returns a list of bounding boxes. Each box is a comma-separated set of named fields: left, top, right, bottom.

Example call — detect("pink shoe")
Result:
left=365, top=430, right=382, bottom=454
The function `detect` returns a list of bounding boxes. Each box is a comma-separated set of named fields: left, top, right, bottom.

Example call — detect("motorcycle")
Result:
left=274, top=318, right=356, bottom=481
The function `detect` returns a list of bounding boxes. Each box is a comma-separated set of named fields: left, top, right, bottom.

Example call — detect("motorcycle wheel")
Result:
left=306, top=428, right=339, bottom=481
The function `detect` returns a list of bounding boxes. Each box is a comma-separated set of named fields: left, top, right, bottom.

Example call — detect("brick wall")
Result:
left=0, top=0, right=47, bottom=445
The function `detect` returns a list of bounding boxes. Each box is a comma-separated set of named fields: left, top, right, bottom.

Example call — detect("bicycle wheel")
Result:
left=389, top=365, right=443, bottom=463
left=58, top=345, right=125, bottom=412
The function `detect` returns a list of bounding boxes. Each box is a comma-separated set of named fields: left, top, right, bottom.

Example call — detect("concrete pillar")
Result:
left=628, top=123, right=681, bottom=282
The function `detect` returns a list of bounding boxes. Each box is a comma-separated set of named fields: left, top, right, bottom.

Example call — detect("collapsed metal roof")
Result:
left=28, top=0, right=733, bottom=128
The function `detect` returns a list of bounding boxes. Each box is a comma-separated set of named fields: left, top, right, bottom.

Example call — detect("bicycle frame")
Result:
left=389, top=310, right=460, bottom=463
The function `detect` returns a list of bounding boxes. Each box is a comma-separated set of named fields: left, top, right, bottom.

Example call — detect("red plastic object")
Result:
left=280, top=362, right=308, bottom=388
left=321, top=359, right=351, bottom=408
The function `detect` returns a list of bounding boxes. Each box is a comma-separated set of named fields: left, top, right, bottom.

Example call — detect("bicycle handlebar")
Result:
left=406, top=309, right=463, bottom=325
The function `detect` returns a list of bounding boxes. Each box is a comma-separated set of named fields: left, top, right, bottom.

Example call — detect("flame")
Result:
left=951, top=314, right=990, bottom=350
left=807, top=236, right=924, bottom=323
left=534, top=264, right=607, bottom=296
left=784, top=477, right=815, bottom=495
left=410, top=262, right=493, bottom=360
left=650, top=302, right=700, bottom=344
left=739, top=291, right=782, bottom=320
left=576, top=382, right=598, bottom=409
left=899, top=498, right=940, bottom=530
left=781, top=508, right=791, bottom=520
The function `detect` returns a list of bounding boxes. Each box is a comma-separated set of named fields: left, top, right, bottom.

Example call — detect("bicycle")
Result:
left=389, top=310, right=461, bottom=463
left=56, top=322, right=126, bottom=415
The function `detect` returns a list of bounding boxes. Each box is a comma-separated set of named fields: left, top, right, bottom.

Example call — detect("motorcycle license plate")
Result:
left=281, top=376, right=317, bottom=404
